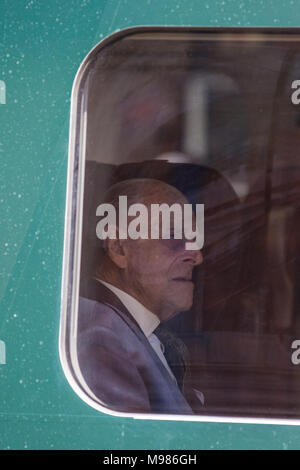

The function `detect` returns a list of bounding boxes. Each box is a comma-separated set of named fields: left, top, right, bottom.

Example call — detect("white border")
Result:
left=59, top=26, right=300, bottom=425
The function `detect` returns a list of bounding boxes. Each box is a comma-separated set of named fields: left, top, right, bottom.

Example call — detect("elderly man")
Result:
left=77, top=178, right=203, bottom=414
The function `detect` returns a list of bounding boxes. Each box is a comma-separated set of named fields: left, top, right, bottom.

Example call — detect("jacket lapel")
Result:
left=83, top=279, right=188, bottom=395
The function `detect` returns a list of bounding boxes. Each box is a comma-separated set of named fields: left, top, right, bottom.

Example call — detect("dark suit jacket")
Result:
left=77, top=281, right=193, bottom=414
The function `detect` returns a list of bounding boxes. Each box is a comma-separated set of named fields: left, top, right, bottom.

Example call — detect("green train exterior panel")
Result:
left=2, top=0, right=300, bottom=450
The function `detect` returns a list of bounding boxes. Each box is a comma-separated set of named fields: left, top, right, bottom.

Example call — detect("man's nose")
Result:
left=183, top=248, right=203, bottom=266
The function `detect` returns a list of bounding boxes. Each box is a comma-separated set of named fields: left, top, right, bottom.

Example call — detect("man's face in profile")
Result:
left=122, top=189, right=203, bottom=321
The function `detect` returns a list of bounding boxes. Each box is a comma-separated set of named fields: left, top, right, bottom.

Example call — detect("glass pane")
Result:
left=62, top=29, right=300, bottom=421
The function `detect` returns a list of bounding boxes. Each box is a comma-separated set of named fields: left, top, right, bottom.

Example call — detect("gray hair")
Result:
left=100, top=177, right=181, bottom=210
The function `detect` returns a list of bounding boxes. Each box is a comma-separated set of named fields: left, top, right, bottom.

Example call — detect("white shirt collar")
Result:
left=96, top=279, right=160, bottom=338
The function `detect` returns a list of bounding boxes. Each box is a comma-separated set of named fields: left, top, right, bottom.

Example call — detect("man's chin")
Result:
left=179, top=300, right=193, bottom=313
left=162, top=297, right=193, bottom=321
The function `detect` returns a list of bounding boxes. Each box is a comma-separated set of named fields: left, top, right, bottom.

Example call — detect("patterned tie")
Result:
left=154, top=324, right=189, bottom=391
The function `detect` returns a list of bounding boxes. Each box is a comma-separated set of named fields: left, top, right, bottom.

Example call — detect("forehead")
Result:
left=142, top=184, right=188, bottom=207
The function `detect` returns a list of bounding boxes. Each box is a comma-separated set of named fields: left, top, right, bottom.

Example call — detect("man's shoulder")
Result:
left=77, top=296, right=149, bottom=364
left=77, top=296, right=143, bottom=352
left=78, top=296, right=107, bottom=317
left=78, top=296, right=128, bottom=331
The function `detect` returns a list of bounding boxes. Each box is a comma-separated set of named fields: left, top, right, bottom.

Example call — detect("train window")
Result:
left=60, top=28, right=300, bottom=422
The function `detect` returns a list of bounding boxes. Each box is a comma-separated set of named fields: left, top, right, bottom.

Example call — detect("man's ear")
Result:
left=106, top=228, right=128, bottom=269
